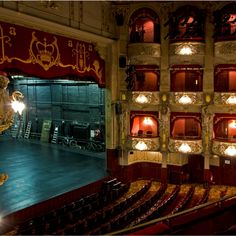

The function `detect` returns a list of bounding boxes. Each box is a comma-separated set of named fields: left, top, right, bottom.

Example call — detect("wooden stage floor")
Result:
left=0, top=135, right=107, bottom=217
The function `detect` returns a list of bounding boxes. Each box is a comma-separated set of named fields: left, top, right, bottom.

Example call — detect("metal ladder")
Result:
left=24, top=121, right=32, bottom=139
left=11, top=119, right=24, bottom=138
left=51, top=126, right=59, bottom=144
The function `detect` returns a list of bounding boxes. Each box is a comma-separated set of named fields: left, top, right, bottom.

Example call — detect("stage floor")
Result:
left=0, top=135, right=107, bottom=217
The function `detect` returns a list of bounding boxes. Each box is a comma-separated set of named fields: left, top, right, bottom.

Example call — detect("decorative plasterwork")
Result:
left=169, top=42, right=205, bottom=65
left=215, top=41, right=236, bottom=62
left=131, top=92, right=160, bottom=105
left=167, top=153, right=188, bottom=166
left=214, top=92, right=236, bottom=105
left=127, top=43, right=160, bottom=65
left=170, top=42, right=204, bottom=56
left=212, top=140, right=236, bottom=157
left=168, top=138, right=203, bottom=154
left=126, top=137, right=160, bottom=151
left=170, top=92, right=203, bottom=105
left=128, top=151, right=162, bottom=165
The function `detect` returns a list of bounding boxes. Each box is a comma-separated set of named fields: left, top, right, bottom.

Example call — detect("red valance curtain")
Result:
left=0, top=21, right=105, bottom=87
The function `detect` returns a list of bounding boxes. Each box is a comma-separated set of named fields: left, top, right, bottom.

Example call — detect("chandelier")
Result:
left=0, top=73, right=25, bottom=185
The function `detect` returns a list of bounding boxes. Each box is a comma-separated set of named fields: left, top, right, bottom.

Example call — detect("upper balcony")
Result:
left=213, top=3, right=236, bottom=63
left=128, top=7, right=161, bottom=65
left=165, top=5, right=205, bottom=65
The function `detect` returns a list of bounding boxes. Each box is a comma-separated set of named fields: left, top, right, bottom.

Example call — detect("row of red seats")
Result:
left=17, top=178, right=128, bottom=235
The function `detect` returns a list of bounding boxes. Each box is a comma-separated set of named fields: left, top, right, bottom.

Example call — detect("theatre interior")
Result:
left=1, top=1, right=236, bottom=235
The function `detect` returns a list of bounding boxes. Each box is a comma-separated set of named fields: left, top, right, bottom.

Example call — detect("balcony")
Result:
left=168, top=138, right=203, bottom=154
left=170, top=92, right=203, bottom=105
left=212, top=139, right=236, bottom=157
left=127, top=43, right=161, bottom=65
left=126, top=136, right=160, bottom=151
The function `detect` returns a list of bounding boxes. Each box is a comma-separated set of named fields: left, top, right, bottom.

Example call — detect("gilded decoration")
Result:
left=212, top=140, right=236, bottom=157
left=170, top=92, right=203, bottom=105
left=127, top=137, right=160, bottom=151
left=30, top=32, right=60, bottom=71
left=0, top=75, right=14, bottom=133
left=128, top=151, right=162, bottom=164
left=214, top=92, right=236, bottom=105
left=215, top=41, right=236, bottom=60
left=131, top=92, right=160, bottom=105
left=169, top=42, right=205, bottom=65
left=170, top=42, right=204, bottom=56
left=168, top=138, right=203, bottom=154
left=0, top=22, right=105, bottom=86
left=127, top=43, right=160, bottom=65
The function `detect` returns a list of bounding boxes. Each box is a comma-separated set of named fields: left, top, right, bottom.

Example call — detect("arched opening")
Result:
left=213, top=3, right=236, bottom=40
left=165, top=5, right=204, bottom=41
left=129, top=7, right=160, bottom=43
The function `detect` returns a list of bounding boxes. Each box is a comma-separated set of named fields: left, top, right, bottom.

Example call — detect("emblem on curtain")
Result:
left=30, top=32, right=60, bottom=71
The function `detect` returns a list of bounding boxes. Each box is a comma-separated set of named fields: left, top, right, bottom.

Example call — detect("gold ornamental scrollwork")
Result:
left=127, top=137, right=160, bottom=151
left=168, top=138, right=203, bottom=154
left=0, top=25, right=12, bottom=64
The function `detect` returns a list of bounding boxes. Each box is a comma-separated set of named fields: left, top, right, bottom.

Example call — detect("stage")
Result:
left=0, top=135, right=107, bottom=217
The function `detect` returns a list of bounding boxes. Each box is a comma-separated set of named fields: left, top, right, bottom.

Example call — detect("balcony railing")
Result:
left=126, top=136, right=160, bottom=151
left=127, top=43, right=161, bottom=65
left=130, top=91, right=160, bottom=105
left=212, top=139, right=236, bottom=157
left=169, top=138, right=203, bottom=154
left=170, top=92, right=203, bottom=105
left=214, top=92, right=236, bottom=105
left=169, top=41, right=205, bottom=65
left=214, top=41, right=236, bottom=63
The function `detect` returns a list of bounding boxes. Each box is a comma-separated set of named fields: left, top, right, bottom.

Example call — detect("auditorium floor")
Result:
left=0, top=134, right=107, bottom=217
